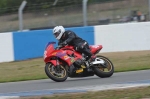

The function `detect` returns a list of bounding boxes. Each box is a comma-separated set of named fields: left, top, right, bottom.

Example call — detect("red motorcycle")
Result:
left=44, top=42, right=114, bottom=82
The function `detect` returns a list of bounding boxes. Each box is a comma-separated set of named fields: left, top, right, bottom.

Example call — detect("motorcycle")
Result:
left=44, top=42, right=114, bottom=82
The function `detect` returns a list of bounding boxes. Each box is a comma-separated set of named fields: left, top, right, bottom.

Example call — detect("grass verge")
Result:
left=0, top=50, right=150, bottom=83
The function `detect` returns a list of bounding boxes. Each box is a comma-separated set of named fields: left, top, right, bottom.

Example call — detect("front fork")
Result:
left=55, top=58, right=62, bottom=72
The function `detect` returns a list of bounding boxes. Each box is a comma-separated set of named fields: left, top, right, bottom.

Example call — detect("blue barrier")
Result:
left=13, top=26, right=94, bottom=61
left=13, top=29, right=56, bottom=61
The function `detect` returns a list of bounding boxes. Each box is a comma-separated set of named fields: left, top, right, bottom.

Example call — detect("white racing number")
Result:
left=44, top=51, right=47, bottom=59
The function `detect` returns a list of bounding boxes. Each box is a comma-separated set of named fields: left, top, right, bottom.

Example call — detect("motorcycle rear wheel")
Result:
left=45, top=63, right=68, bottom=82
left=93, top=55, right=114, bottom=78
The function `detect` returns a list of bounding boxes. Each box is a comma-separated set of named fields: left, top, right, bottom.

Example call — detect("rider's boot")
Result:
left=85, top=55, right=96, bottom=68
left=82, top=47, right=96, bottom=62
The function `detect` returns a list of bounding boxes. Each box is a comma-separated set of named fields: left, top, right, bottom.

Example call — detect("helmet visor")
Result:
left=54, top=32, right=60, bottom=38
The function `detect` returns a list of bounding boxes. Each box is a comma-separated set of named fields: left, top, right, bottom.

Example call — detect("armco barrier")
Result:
left=13, top=26, right=94, bottom=61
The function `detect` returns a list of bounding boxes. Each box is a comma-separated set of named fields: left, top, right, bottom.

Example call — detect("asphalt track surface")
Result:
left=0, top=70, right=150, bottom=96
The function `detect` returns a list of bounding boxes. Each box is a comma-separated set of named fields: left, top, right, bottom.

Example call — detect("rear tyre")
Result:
left=45, top=63, right=68, bottom=82
left=93, top=55, right=114, bottom=78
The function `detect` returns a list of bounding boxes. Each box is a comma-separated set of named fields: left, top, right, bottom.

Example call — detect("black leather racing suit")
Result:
left=58, top=30, right=92, bottom=60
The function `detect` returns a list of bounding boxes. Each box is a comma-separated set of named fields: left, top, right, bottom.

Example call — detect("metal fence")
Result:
left=0, top=0, right=149, bottom=32
left=88, top=0, right=149, bottom=25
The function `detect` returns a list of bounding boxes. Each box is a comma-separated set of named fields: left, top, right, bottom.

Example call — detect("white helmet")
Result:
left=53, top=26, right=65, bottom=40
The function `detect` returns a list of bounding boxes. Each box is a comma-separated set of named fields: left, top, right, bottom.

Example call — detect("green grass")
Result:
left=0, top=50, right=150, bottom=83
left=105, top=52, right=150, bottom=72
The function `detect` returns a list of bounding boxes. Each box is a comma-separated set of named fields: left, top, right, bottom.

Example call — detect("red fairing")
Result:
left=44, top=42, right=102, bottom=67
left=44, top=43, right=55, bottom=63
left=90, top=45, right=103, bottom=54
left=44, top=43, right=82, bottom=66
left=47, top=60, right=57, bottom=66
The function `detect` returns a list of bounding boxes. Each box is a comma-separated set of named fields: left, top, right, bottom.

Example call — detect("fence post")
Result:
left=149, top=0, right=150, bottom=20
left=83, top=0, right=88, bottom=26
left=18, top=0, right=27, bottom=31
left=53, top=0, right=59, bottom=6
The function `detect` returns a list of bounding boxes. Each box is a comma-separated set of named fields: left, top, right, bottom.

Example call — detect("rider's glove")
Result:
left=81, top=42, right=87, bottom=49
left=61, top=41, right=67, bottom=46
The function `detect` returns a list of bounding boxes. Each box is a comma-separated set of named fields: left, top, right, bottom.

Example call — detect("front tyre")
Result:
left=45, top=63, right=68, bottom=82
left=93, top=55, right=114, bottom=78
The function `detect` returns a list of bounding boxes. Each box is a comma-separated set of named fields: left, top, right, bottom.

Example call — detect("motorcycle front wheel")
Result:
left=45, top=63, right=68, bottom=82
left=93, top=55, right=114, bottom=78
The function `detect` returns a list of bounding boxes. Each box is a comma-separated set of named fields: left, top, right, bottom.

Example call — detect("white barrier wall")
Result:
left=0, top=32, right=14, bottom=62
left=94, top=22, right=150, bottom=52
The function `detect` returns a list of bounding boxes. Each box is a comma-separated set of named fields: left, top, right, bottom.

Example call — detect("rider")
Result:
left=52, top=26, right=96, bottom=62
